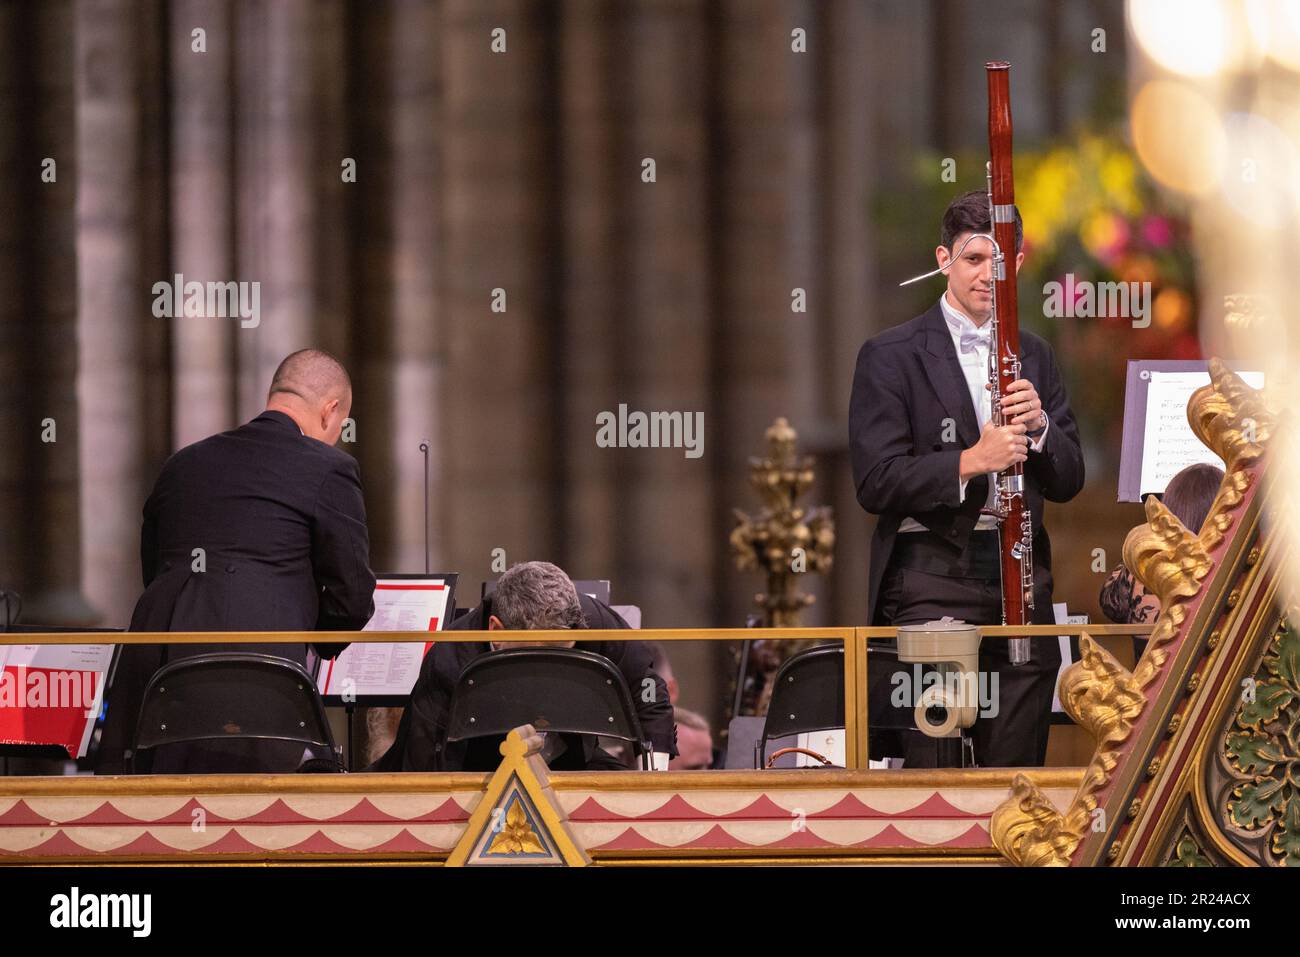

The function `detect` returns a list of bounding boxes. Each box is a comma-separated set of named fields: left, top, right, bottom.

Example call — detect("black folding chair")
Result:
left=757, top=645, right=845, bottom=768
left=437, top=647, right=652, bottom=770
left=130, top=653, right=342, bottom=773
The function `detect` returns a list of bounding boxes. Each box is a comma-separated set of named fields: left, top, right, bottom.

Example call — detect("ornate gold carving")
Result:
left=992, top=360, right=1270, bottom=866
left=486, top=798, right=546, bottom=855
left=730, top=418, right=836, bottom=715
left=731, top=417, right=835, bottom=628
left=1187, top=359, right=1271, bottom=475
left=446, top=725, right=590, bottom=867
left=1059, top=635, right=1147, bottom=745
left=989, top=774, right=1092, bottom=867
left=1219, top=620, right=1300, bottom=866
left=992, top=635, right=1144, bottom=865
left=1117, top=496, right=1213, bottom=685
left=1222, top=294, right=1268, bottom=334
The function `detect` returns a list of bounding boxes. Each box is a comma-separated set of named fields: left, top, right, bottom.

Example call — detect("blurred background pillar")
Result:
left=441, top=0, right=560, bottom=579
left=233, top=0, right=318, bottom=416
left=0, top=0, right=94, bottom=625
left=171, top=0, right=236, bottom=446
left=76, top=0, right=169, bottom=626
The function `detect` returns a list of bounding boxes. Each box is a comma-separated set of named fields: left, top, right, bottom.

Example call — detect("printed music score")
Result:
left=1138, top=370, right=1264, bottom=496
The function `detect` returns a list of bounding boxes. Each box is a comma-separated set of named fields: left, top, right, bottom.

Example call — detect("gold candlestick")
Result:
left=730, top=418, right=835, bottom=714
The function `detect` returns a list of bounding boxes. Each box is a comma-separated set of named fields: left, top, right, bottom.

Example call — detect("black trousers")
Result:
left=875, top=545, right=1060, bottom=769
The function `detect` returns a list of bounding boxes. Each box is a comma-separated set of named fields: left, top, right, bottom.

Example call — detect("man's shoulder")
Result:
left=1020, top=327, right=1056, bottom=359
left=156, top=430, right=232, bottom=476
left=156, top=419, right=359, bottom=496
left=856, top=307, right=939, bottom=362
left=419, top=637, right=484, bottom=685
left=304, top=438, right=361, bottom=476
left=206, top=416, right=358, bottom=469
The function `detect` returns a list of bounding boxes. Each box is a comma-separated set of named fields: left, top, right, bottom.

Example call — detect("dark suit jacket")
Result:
left=95, top=410, right=376, bottom=773
left=371, top=594, right=677, bottom=772
left=849, top=302, right=1085, bottom=624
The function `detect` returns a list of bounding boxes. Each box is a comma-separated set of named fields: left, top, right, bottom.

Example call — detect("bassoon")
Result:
left=897, top=62, right=1035, bottom=665
left=985, top=60, right=1034, bottom=665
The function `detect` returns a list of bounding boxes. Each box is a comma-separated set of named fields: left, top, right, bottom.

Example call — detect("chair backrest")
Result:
left=442, top=647, right=647, bottom=760
left=723, top=716, right=773, bottom=769
left=866, top=644, right=920, bottom=730
left=759, top=644, right=845, bottom=766
left=131, top=653, right=338, bottom=771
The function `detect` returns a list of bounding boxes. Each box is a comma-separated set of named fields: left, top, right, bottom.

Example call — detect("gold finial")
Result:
left=730, top=418, right=835, bottom=715
left=731, top=418, right=835, bottom=629
left=1223, top=294, right=1269, bottom=333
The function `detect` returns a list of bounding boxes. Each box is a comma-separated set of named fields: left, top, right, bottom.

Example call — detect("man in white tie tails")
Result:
left=849, top=189, right=1086, bottom=769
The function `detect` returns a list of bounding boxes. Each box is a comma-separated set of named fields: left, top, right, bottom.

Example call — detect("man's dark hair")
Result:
left=941, top=189, right=1023, bottom=254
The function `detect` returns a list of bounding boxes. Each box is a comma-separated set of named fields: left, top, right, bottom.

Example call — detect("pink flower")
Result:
left=1140, top=215, right=1173, bottom=249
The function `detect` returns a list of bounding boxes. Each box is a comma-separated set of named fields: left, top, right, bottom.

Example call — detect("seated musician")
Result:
left=1100, top=462, right=1223, bottom=660
left=372, top=561, right=677, bottom=771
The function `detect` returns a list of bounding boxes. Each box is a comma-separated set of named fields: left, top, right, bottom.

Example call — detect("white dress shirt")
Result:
left=898, top=293, right=1048, bottom=533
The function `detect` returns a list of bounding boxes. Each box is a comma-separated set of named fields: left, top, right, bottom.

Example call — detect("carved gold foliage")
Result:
left=1220, top=620, right=1300, bottom=865
left=1123, top=497, right=1211, bottom=610
left=446, top=725, right=590, bottom=866
left=993, top=637, right=1146, bottom=866
left=1060, top=636, right=1147, bottom=744
left=1188, top=358, right=1271, bottom=472
left=486, top=797, right=546, bottom=856
left=1223, top=294, right=1268, bottom=334
left=1122, top=497, right=1212, bottom=686
left=990, top=774, right=1092, bottom=867
left=1184, top=360, right=1270, bottom=557
left=993, top=357, right=1269, bottom=866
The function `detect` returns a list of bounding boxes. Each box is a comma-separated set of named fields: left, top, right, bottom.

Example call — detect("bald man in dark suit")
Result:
left=96, top=349, right=376, bottom=773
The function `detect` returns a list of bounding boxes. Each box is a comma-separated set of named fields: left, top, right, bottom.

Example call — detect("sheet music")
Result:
left=610, top=605, right=641, bottom=629
left=317, top=578, right=452, bottom=698
left=1138, top=371, right=1264, bottom=495
left=1050, top=604, right=1088, bottom=714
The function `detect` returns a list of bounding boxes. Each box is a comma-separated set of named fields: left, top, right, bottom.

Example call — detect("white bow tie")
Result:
left=958, top=325, right=991, bottom=354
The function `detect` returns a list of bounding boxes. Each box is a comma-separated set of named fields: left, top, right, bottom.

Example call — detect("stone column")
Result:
left=346, top=0, right=446, bottom=577
left=555, top=2, right=621, bottom=583
left=441, top=0, right=559, bottom=579
left=75, top=0, right=169, bottom=625
left=233, top=0, right=317, bottom=418
left=171, top=0, right=238, bottom=446
left=0, top=0, right=94, bottom=625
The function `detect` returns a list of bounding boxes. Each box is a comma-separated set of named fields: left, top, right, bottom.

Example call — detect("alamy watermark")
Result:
left=152, top=273, right=260, bottom=328
left=1043, top=274, right=1151, bottom=328
left=595, top=404, right=704, bottom=459
left=888, top=665, right=1000, bottom=719
left=0, top=667, right=97, bottom=711
left=50, top=887, right=151, bottom=937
